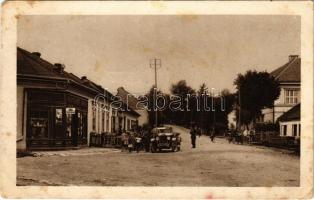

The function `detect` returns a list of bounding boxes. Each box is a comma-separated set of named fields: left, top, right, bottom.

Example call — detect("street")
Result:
left=17, top=125, right=299, bottom=186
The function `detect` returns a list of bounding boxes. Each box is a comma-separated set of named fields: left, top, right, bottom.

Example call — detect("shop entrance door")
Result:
left=66, top=108, right=78, bottom=147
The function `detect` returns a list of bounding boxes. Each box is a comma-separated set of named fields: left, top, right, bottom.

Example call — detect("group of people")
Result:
left=120, top=129, right=151, bottom=153
left=227, top=129, right=255, bottom=144
left=190, top=126, right=216, bottom=148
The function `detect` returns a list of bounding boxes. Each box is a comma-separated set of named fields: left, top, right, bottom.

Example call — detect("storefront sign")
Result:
left=66, top=107, right=76, bottom=114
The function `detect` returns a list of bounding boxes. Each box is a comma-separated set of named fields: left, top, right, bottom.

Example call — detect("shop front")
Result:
left=26, top=89, right=88, bottom=149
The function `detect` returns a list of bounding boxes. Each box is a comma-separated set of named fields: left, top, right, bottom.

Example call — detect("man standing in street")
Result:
left=190, top=126, right=197, bottom=148
left=210, top=127, right=215, bottom=142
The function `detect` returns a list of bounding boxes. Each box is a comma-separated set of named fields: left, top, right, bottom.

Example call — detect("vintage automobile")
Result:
left=150, top=127, right=181, bottom=152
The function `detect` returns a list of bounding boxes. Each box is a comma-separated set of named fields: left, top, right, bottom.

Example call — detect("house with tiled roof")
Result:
left=17, top=47, right=116, bottom=150
left=116, top=87, right=148, bottom=129
left=261, top=55, right=300, bottom=123
left=278, top=104, right=300, bottom=137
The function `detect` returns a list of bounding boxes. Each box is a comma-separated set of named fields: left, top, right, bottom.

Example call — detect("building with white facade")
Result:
left=261, top=55, right=300, bottom=123
left=278, top=104, right=300, bottom=138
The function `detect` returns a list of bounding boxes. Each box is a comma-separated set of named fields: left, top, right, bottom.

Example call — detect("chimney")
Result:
left=53, top=63, right=65, bottom=74
left=289, top=55, right=298, bottom=62
left=81, top=76, right=88, bottom=83
left=31, top=52, right=41, bottom=58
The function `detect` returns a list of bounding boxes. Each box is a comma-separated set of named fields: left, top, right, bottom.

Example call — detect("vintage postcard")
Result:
left=0, top=1, right=313, bottom=199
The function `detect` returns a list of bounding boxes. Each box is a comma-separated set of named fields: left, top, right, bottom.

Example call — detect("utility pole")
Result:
left=150, top=58, right=161, bottom=128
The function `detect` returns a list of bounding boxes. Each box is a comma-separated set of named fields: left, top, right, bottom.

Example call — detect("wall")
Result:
left=121, top=112, right=138, bottom=131
left=16, top=86, right=27, bottom=151
left=262, top=84, right=300, bottom=123
left=87, top=99, right=113, bottom=145
left=274, top=85, right=300, bottom=106
left=136, top=109, right=148, bottom=126
left=279, top=120, right=300, bottom=137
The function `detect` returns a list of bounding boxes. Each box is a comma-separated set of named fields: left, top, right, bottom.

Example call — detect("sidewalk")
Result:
left=30, top=147, right=120, bottom=157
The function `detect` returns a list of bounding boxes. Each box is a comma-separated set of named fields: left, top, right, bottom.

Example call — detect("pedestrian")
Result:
left=243, top=129, right=248, bottom=144
left=197, top=127, right=201, bottom=137
left=135, top=133, right=142, bottom=153
left=190, top=126, right=197, bottom=148
left=128, top=132, right=135, bottom=153
left=210, top=127, right=215, bottom=142
left=121, top=131, right=128, bottom=152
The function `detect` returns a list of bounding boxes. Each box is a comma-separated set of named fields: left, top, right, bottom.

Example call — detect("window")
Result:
left=131, top=120, right=137, bottom=130
left=92, top=109, right=96, bottom=131
left=106, top=112, right=110, bottom=132
left=282, top=125, right=287, bottom=136
left=66, top=113, right=72, bottom=138
left=30, top=117, right=48, bottom=139
left=55, top=109, right=63, bottom=124
left=292, top=124, right=298, bottom=136
left=284, top=89, right=299, bottom=105
left=78, top=112, right=83, bottom=138
left=299, top=124, right=301, bottom=136
left=127, top=119, right=130, bottom=131
left=102, top=112, right=105, bottom=132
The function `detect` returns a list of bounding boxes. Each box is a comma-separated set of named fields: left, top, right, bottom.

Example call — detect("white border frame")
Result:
left=0, top=1, right=313, bottom=199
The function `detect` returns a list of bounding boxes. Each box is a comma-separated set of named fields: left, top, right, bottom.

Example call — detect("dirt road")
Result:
left=17, top=125, right=299, bottom=186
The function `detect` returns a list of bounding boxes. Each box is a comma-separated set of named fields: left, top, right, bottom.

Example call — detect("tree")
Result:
left=170, top=80, right=195, bottom=126
left=145, top=85, right=164, bottom=127
left=196, top=83, right=208, bottom=130
left=234, top=70, right=280, bottom=126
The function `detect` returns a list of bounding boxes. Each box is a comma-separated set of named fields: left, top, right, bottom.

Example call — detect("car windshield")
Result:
left=157, top=127, right=171, bottom=133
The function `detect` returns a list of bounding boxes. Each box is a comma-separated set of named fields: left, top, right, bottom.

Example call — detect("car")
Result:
left=150, top=127, right=181, bottom=152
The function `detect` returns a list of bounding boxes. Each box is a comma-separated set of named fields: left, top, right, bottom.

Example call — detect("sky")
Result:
left=17, top=15, right=300, bottom=95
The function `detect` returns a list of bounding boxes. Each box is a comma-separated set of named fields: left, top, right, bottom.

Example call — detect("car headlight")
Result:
left=167, top=136, right=171, bottom=140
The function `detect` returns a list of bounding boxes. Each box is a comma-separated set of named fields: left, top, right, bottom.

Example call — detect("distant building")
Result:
left=261, top=55, right=300, bottom=123
left=116, top=87, right=149, bottom=127
left=278, top=104, right=300, bottom=138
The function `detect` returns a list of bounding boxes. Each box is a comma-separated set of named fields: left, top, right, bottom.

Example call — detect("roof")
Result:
left=17, top=47, right=107, bottom=95
left=270, top=56, right=300, bottom=83
left=115, top=87, right=141, bottom=117
left=278, top=104, right=300, bottom=122
left=116, top=87, right=146, bottom=110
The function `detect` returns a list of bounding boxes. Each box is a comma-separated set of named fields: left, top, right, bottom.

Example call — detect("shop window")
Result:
left=66, top=113, right=72, bottom=138
left=29, top=110, right=49, bottom=139
left=78, top=112, right=83, bottom=138
left=55, top=108, right=63, bottom=125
